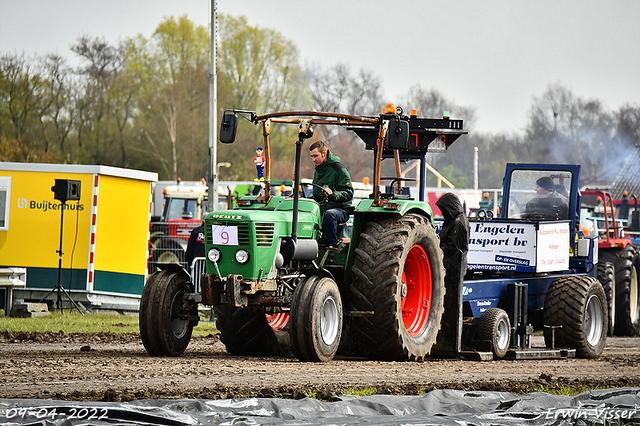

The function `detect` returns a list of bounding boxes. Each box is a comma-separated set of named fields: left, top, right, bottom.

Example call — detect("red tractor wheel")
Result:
left=214, top=306, right=291, bottom=356
left=350, top=213, right=445, bottom=361
left=265, top=313, right=290, bottom=331
left=401, top=244, right=433, bottom=337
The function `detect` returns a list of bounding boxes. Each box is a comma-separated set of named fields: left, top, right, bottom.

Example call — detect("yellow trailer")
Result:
left=0, top=163, right=157, bottom=311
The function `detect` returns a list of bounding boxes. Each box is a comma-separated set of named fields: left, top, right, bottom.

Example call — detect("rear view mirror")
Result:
left=220, top=111, right=238, bottom=144
left=386, top=118, right=409, bottom=149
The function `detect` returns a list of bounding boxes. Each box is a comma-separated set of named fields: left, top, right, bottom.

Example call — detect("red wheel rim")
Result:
left=400, top=244, right=433, bottom=337
left=265, top=313, right=289, bottom=330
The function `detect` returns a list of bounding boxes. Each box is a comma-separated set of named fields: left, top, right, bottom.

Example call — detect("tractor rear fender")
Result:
left=351, top=199, right=434, bottom=241
left=344, top=200, right=434, bottom=284
left=353, top=198, right=434, bottom=221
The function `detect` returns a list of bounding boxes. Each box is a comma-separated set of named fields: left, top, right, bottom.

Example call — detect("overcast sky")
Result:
left=1, top=0, right=638, bottom=134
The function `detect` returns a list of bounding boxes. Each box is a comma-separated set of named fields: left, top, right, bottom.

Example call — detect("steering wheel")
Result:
left=309, top=183, right=331, bottom=205
left=521, top=212, right=554, bottom=221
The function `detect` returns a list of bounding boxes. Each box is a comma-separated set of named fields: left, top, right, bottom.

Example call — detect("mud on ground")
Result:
left=1, top=331, right=639, bottom=402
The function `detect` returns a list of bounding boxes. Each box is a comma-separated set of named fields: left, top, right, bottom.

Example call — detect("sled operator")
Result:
left=524, top=176, right=569, bottom=220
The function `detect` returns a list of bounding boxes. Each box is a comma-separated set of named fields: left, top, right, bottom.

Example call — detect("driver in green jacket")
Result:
left=309, top=140, right=354, bottom=248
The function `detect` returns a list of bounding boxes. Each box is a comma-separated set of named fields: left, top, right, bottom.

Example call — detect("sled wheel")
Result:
left=139, top=269, right=195, bottom=356
left=214, top=305, right=290, bottom=356
left=543, top=275, right=607, bottom=358
left=290, top=276, right=343, bottom=362
left=265, top=313, right=290, bottom=331
left=477, top=308, right=511, bottom=359
left=596, top=261, right=616, bottom=336
left=601, top=245, right=640, bottom=336
left=350, top=213, right=445, bottom=361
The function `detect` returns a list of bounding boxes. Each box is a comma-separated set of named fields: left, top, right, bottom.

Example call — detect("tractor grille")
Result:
left=255, top=222, right=275, bottom=247
left=237, top=223, right=251, bottom=246
left=207, top=221, right=274, bottom=246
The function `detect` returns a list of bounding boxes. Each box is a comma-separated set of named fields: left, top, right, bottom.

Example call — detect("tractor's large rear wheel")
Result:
left=350, top=213, right=445, bottom=361
left=543, top=275, right=607, bottom=358
left=139, top=269, right=196, bottom=356
left=214, top=305, right=290, bottom=356
left=601, top=245, right=640, bottom=336
left=290, top=276, right=343, bottom=362
left=596, top=261, right=616, bottom=336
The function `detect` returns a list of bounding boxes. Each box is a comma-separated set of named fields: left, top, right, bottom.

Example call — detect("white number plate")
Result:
left=212, top=225, right=238, bottom=245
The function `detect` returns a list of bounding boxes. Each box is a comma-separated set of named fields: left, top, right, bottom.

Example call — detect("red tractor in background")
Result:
left=581, top=190, right=640, bottom=336
left=148, top=179, right=208, bottom=274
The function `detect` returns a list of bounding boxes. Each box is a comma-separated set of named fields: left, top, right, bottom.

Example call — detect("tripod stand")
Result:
left=40, top=200, right=84, bottom=315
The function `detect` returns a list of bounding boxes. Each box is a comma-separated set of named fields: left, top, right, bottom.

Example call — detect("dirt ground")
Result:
left=1, top=331, right=639, bottom=402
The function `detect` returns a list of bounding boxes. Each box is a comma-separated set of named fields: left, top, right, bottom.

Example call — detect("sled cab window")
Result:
left=506, top=170, right=572, bottom=221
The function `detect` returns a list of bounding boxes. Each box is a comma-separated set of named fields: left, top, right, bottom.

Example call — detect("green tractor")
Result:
left=139, top=106, right=466, bottom=361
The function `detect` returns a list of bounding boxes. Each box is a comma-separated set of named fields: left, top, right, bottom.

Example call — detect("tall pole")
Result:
left=474, top=146, right=479, bottom=190
left=207, top=0, right=218, bottom=212
left=56, top=201, right=66, bottom=312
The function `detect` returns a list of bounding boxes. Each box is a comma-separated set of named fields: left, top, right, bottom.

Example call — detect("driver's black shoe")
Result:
left=318, top=240, right=336, bottom=250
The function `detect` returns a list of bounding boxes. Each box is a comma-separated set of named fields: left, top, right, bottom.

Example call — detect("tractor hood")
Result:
left=204, top=199, right=321, bottom=280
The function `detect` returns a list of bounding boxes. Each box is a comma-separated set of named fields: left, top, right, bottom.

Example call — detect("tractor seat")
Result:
left=336, top=221, right=348, bottom=242
left=336, top=205, right=355, bottom=243
left=316, top=206, right=354, bottom=246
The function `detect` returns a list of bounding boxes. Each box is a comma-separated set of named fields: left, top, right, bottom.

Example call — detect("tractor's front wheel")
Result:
left=290, top=276, right=343, bottom=362
left=214, top=305, right=290, bottom=356
left=543, top=275, right=607, bottom=358
left=139, top=269, right=196, bottom=356
left=350, top=213, right=445, bottom=361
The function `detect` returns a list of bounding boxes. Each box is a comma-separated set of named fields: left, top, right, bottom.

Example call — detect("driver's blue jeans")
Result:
left=321, top=207, right=349, bottom=247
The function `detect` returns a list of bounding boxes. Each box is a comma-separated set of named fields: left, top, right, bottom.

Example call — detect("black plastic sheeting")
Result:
left=1, top=388, right=639, bottom=425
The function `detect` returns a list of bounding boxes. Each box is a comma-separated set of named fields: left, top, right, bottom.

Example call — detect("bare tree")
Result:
left=616, top=103, right=640, bottom=146
left=37, top=54, right=75, bottom=156
left=400, top=85, right=476, bottom=186
left=305, top=62, right=384, bottom=175
left=0, top=53, right=42, bottom=142
left=526, top=83, right=617, bottom=180
left=72, top=35, right=129, bottom=165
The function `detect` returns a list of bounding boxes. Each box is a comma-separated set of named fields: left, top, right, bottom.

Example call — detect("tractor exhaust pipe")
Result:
left=281, top=120, right=314, bottom=263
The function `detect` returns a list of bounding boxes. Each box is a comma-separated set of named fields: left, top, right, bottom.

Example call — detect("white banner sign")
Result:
left=467, top=221, right=538, bottom=272
left=536, top=222, right=570, bottom=272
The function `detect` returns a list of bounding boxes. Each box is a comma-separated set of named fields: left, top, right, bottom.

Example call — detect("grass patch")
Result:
left=0, top=311, right=218, bottom=336
left=303, top=387, right=317, bottom=399
left=342, top=387, right=378, bottom=397
left=524, top=384, right=610, bottom=396
left=193, top=316, right=219, bottom=336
